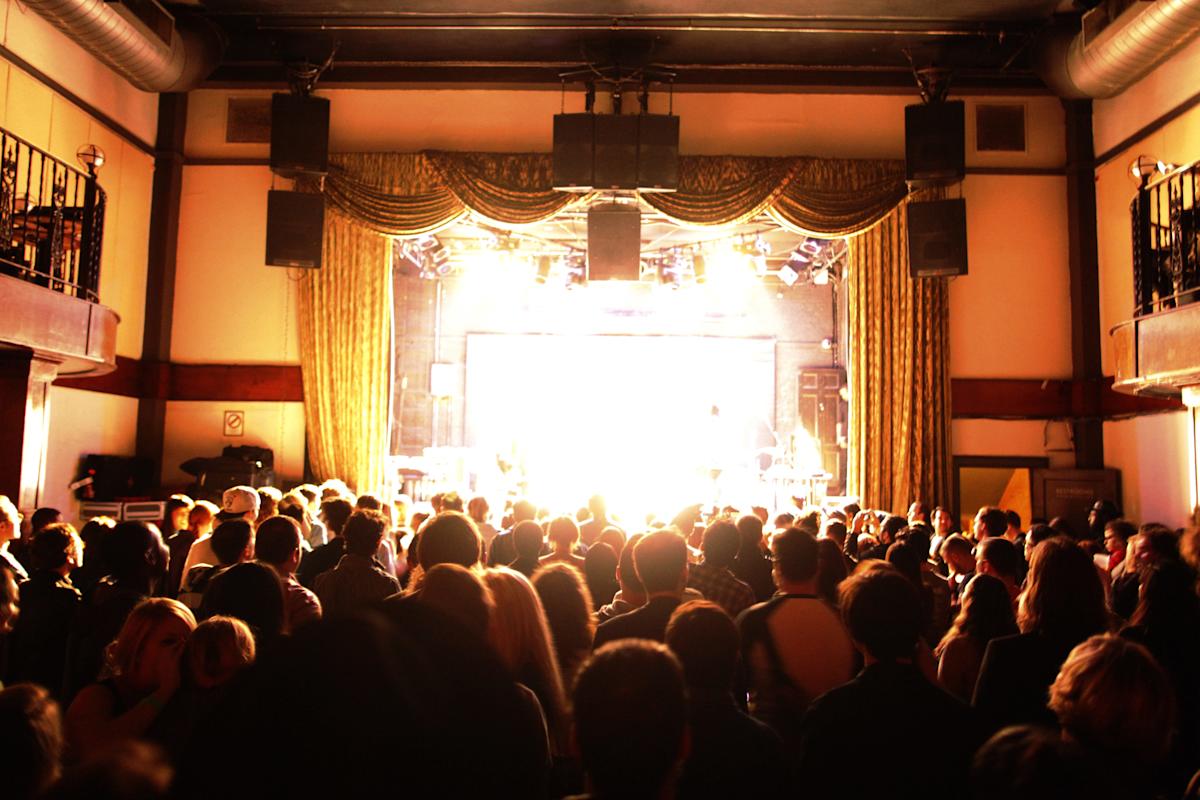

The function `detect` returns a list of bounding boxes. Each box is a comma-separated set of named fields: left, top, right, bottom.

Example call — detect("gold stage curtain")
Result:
left=846, top=195, right=952, bottom=512
left=301, top=151, right=949, bottom=509
left=297, top=172, right=395, bottom=494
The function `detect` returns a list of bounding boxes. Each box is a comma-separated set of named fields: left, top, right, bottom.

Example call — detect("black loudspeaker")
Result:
left=266, top=190, right=324, bottom=268
left=905, top=100, right=965, bottom=187
left=637, top=114, right=680, bottom=192
left=552, top=113, right=594, bottom=191
left=270, top=93, right=330, bottom=177
left=907, top=198, right=968, bottom=278
left=593, top=114, right=640, bottom=190
left=79, top=454, right=155, bottom=500
left=587, top=203, right=641, bottom=280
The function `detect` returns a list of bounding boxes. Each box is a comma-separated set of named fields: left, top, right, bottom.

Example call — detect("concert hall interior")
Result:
left=1, top=0, right=1200, bottom=796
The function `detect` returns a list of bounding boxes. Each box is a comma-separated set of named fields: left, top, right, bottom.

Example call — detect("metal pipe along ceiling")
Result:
left=22, top=0, right=222, bottom=93
left=1039, top=0, right=1200, bottom=98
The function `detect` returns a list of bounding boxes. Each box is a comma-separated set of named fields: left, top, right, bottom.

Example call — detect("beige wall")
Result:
left=1093, top=35, right=1200, bottom=158
left=1104, top=412, right=1195, bottom=530
left=161, top=401, right=305, bottom=489
left=43, top=387, right=139, bottom=525
left=0, top=0, right=158, bottom=145
left=172, top=166, right=300, bottom=364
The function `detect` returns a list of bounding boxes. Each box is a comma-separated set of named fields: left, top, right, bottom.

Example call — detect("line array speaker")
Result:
left=587, top=203, right=642, bottom=281
left=905, top=100, right=965, bottom=188
left=552, top=113, right=679, bottom=192
left=907, top=198, right=968, bottom=278
left=270, top=93, right=330, bottom=177
left=266, top=190, right=324, bottom=269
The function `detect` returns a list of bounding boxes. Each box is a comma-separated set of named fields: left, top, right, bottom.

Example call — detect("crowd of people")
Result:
left=0, top=484, right=1199, bottom=799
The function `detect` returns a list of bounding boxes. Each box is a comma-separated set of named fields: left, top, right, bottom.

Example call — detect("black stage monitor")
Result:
left=905, top=100, right=965, bottom=188
left=270, top=93, right=330, bottom=177
left=266, top=189, right=324, bottom=268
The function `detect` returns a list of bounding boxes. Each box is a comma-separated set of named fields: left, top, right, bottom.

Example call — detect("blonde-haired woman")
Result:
left=482, top=567, right=570, bottom=756
left=65, top=597, right=195, bottom=759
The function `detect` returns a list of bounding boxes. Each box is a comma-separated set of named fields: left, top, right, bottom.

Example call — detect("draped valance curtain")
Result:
left=296, top=151, right=950, bottom=510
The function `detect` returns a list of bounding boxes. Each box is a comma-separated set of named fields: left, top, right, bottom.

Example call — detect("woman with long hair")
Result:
left=482, top=567, right=570, bottom=755
left=531, top=562, right=596, bottom=691
left=973, top=537, right=1108, bottom=730
left=935, top=574, right=1018, bottom=702
left=65, top=597, right=196, bottom=759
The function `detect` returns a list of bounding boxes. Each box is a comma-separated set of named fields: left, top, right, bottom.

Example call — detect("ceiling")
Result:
left=184, top=0, right=1091, bottom=91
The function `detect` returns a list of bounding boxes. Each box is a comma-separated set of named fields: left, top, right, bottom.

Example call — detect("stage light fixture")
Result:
left=564, top=252, right=587, bottom=288
left=811, top=265, right=830, bottom=285
left=777, top=263, right=800, bottom=286
left=535, top=255, right=552, bottom=284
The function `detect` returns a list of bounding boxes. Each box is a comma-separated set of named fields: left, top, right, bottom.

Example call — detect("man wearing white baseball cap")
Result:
left=178, top=486, right=261, bottom=590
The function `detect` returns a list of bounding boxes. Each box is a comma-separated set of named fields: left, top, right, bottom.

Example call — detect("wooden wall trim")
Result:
left=54, top=360, right=1183, bottom=419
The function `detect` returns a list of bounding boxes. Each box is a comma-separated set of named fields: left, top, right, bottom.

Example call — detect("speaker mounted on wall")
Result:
left=905, top=100, right=965, bottom=188
left=266, top=190, right=325, bottom=269
left=907, top=198, right=968, bottom=278
left=270, top=93, right=330, bottom=177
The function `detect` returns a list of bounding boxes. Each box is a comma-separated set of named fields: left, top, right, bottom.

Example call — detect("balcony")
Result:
left=1111, top=161, right=1200, bottom=399
left=0, top=129, right=117, bottom=377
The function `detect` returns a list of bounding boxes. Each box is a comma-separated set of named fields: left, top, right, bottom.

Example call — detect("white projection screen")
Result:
left=464, top=333, right=775, bottom=518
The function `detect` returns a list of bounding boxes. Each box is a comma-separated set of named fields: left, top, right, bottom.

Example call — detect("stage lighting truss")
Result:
left=394, top=234, right=452, bottom=279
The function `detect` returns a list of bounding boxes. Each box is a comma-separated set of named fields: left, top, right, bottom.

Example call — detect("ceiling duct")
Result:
left=1037, top=0, right=1200, bottom=98
left=23, top=0, right=223, bottom=93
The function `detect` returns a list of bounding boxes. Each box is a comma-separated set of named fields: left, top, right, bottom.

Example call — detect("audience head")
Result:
left=210, top=519, right=254, bottom=566
left=633, top=529, right=688, bottom=595
left=972, top=725, right=1095, bottom=800
left=253, top=515, right=303, bottom=572
left=583, top=541, right=619, bottom=608
left=199, top=562, right=285, bottom=642
left=416, top=512, right=483, bottom=569
left=597, top=526, right=626, bottom=555
left=1004, top=509, right=1022, bottom=535
left=0, top=683, right=62, bottom=800
left=1048, top=516, right=1076, bottom=540
left=815, top=537, right=849, bottom=605
left=932, top=506, right=954, bottom=535
left=665, top=600, right=738, bottom=692
left=187, top=501, right=218, bottom=535
left=355, top=493, right=382, bottom=511
left=572, top=640, right=688, bottom=799
left=319, top=479, right=351, bottom=501
left=187, top=616, right=256, bottom=690
left=734, top=513, right=765, bottom=557
left=772, top=526, right=820, bottom=586
left=532, top=562, right=595, bottom=680
left=482, top=567, right=558, bottom=673
left=47, top=741, right=172, bottom=800
left=31, top=523, right=82, bottom=574
left=512, top=519, right=545, bottom=560
left=587, top=494, right=607, bottom=519
left=1133, top=524, right=1179, bottom=570
left=418, top=563, right=493, bottom=640
left=795, top=509, right=821, bottom=535
left=165, top=494, right=193, bottom=533
left=30, top=507, right=62, bottom=535
left=217, top=486, right=260, bottom=524
left=1025, top=523, right=1057, bottom=563
left=440, top=492, right=464, bottom=513
left=839, top=565, right=922, bottom=662
left=0, top=565, right=18, bottom=633
left=700, top=519, right=740, bottom=568
left=320, top=497, right=354, bottom=537
left=974, top=506, right=1009, bottom=540
left=511, top=499, right=537, bottom=523
left=907, top=501, right=928, bottom=524
left=977, top=537, right=1021, bottom=584
left=939, top=533, right=976, bottom=574
left=617, top=533, right=646, bottom=597
left=1049, top=634, right=1174, bottom=766
left=1087, top=499, right=1121, bottom=540
left=941, top=574, right=1018, bottom=651
left=343, top=510, right=388, bottom=558
left=1103, top=519, right=1136, bottom=555
left=101, top=521, right=168, bottom=587
left=879, top=514, right=907, bottom=545
left=0, top=495, right=21, bottom=543
left=466, top=496, right=489, bottom=524
left=548, top=515, right=580, bottom=551
left=821, top=519, right=848, bottom=547
left=256, top=487, right=282, bottom=521
left=1019, top=537, right=1107, bottom=648
left=773, top=512, right=795, bottom=530
left=109, top=598, right=196, bottom=692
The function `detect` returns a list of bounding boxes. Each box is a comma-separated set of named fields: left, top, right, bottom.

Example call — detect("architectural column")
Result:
left=0, top=350, right=60, bottom=512
left=135, top=93, right=188, bottom=484
left=1185, top=387, right=1200, bottom=518
left=1063, top=99, right=1104, bottom=469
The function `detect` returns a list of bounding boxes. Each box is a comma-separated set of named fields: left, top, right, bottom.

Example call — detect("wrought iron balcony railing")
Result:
left=0, top=129, right=106, bottom=302
left=1131, top=161, right=1199, bottom=318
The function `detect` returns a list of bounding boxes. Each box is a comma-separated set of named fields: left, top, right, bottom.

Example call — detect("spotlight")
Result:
left=564, top=252, right=587, bottom=288
left=820, top=337, right=833, bottom=350
left=777, top=263, right=800, bottom=286
left=811, top=266, right=830, bottom=285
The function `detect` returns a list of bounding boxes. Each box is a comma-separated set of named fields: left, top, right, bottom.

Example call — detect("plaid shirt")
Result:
left=688, top=561, right=757, bottom=617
